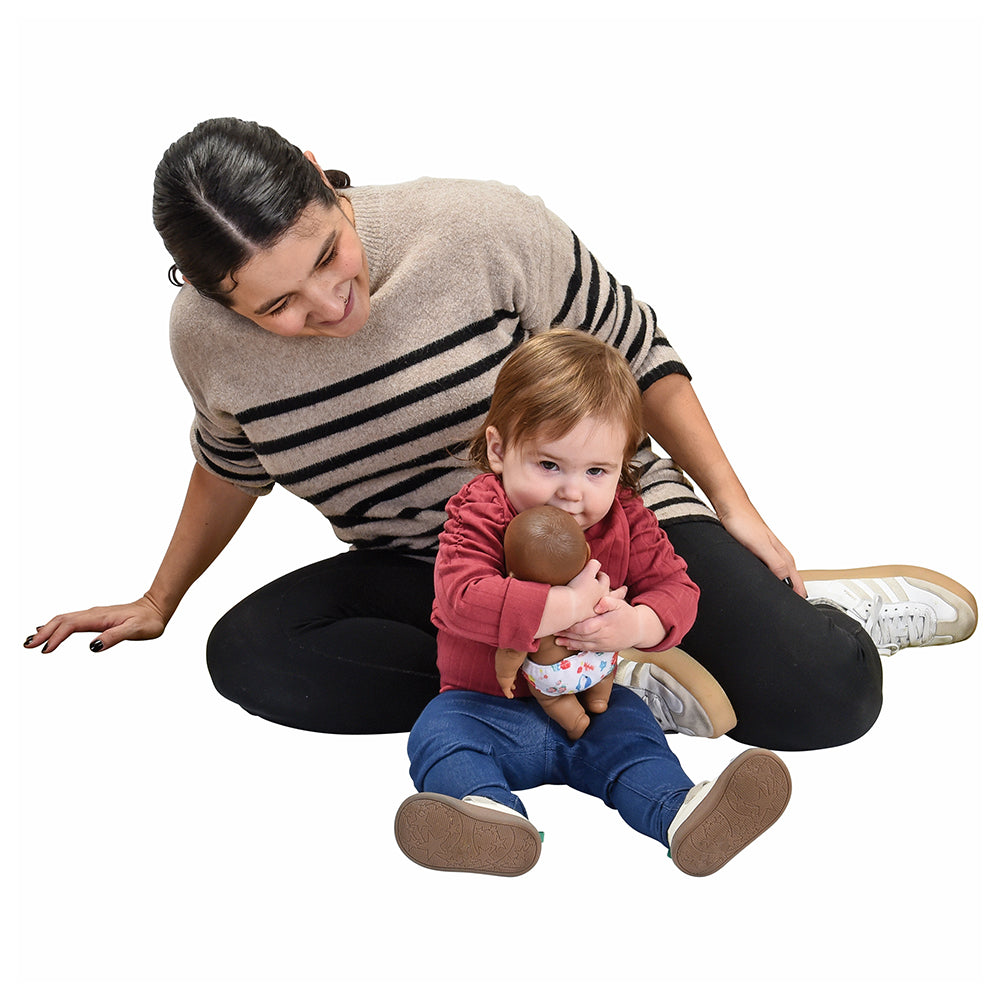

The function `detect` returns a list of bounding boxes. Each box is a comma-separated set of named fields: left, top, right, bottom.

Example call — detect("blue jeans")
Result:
left=407, top=686, right=694, bottom=848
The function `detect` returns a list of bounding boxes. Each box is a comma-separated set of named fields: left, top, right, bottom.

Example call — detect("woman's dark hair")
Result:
left=152, top=117, right=351, bottom=305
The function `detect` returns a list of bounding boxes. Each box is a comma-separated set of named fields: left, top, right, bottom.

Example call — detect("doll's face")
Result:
left=486, top=417, right=626, bottom=531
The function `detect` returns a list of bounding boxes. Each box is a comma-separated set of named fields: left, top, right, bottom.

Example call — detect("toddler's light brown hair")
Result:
left=469, top=329, right=645, bottom=494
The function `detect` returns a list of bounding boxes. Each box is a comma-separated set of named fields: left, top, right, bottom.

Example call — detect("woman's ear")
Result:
left=485, top=426, right=505, bottom=475
left=304, top=150, right=336, bottom=190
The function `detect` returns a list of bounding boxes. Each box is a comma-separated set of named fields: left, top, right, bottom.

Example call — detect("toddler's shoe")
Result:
left=616, top=646, right=737, bottom=738
left=800, top=565, right=977, bottom=655
left=668, top=748, right=791, bottom=877
left=394, top=793, right=542, bottom=876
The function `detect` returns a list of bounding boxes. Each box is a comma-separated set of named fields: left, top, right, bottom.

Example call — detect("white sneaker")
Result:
left=801, top=565, right=978, bottom=655
left=667, top=749, right=791, bottom=877
left=615, top=647, right=736, bottom=738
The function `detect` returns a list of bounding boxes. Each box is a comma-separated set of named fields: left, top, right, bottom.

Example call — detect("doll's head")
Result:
left=469, top=329, right=645, bottom=495
left=503, top=506, right=590, bottom=586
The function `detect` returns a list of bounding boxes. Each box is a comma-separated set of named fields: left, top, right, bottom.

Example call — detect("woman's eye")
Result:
left=320, top=246, right=339, bottom=267
left=269, top=300, right=290, bottom=317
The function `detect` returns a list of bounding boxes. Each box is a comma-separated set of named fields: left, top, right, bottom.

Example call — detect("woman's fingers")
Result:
left=23, top=600, right=167, bottom=654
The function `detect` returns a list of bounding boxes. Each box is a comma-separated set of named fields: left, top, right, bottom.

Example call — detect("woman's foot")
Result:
left=667, top=748, right=791, bottom=877
left=394, top=793, right=542, bottom=876
left=800, top=565, right=977, bottom=654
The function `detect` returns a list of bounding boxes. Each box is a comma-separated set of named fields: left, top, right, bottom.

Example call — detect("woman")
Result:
left=23, top=117, right=977, bottom=751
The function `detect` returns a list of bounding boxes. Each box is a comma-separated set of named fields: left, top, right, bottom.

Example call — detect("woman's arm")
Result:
left=642, top=373, right=805, bottom=595
left=25, top=463, right=257, bottom=653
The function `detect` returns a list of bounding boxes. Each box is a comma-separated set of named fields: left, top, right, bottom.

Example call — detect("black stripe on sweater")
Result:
left=551, top=232, right=584, bottom=327
left=290, top=393, right=488, bottom=497
left=236, top=309, right=518, bottom=426
left=255, top=340, right=510, bottom=461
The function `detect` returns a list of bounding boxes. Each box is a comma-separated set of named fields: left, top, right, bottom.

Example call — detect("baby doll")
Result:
left=496, top=505, right=617, bottom=740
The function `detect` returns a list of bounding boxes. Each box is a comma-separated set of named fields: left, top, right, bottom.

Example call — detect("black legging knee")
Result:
left=665, top=519, right=883, bottom=750
left=206, top=550, right=439, bottom=734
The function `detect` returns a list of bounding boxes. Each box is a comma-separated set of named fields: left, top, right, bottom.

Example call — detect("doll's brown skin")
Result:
left=496, top=506, right=616, bottom=740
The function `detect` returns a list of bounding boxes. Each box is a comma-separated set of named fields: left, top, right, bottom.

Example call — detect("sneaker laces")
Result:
left=849, top=596, right=938, bottom=655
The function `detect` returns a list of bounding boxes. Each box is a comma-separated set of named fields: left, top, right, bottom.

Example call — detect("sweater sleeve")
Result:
left=432, top=481, right=550, bottom=652
left=500, top=187, right=691, bottom=391
left=620, top=494, right=700, bottom=651
left=169, top=287, right=275, bottom=497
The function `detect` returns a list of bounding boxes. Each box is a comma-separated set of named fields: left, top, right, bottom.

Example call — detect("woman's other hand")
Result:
left=24, top=594, right=170, bottom=654
left=718, top=502, right=805, bottom=596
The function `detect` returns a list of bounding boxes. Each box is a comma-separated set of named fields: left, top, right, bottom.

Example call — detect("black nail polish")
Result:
left=24, top=635, right=36, bottom=647
left=782, top=577, right=793, bottom=588
left=41, top=642, right=49, bottom=653
left=90, top=640, right=104, bottom=652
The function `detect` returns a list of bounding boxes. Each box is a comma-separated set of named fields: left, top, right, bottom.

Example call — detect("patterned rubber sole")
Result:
left=670, top=749, right=791, bottom=877
left=394, top=793, right=542, bottom=877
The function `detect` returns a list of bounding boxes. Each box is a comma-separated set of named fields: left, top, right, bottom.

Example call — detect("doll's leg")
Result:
left=530, top=685, right=590, bottom=740
left=579, top=673, right=616, bottom=715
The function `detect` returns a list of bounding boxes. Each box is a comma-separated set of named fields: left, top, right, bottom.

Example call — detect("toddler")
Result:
left=395, top=330, right=791, bottom=877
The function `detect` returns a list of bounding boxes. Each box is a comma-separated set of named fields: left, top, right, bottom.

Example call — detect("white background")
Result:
left=8, top=1, right=996, bottom=997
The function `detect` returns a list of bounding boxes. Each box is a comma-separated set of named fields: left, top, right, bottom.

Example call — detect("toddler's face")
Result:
left=486, top=417, right=627, bottom=531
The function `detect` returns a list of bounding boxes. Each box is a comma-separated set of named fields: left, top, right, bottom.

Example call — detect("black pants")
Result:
left=206, top=520, right=882, bottom=751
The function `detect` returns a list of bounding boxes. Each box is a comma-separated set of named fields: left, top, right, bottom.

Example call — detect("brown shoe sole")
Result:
left=394, top=793, right=542, bottom=876
left=670, top=749, right=791, bottom=877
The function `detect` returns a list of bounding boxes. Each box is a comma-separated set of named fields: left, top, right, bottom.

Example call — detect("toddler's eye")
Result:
left=539, top=461, right=558, bottom=472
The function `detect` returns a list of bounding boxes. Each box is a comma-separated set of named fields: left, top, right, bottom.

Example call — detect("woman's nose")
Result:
left=308, top=285, right=348, bottom=322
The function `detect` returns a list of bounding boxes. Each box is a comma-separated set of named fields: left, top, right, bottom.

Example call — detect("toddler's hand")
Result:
left=557, top=595, right=666, bottom=653
left=565, top=559, right=612, bottom=620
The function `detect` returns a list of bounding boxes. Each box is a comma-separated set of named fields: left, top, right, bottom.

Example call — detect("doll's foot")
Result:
left=801, top=565, right=977, bottom=654
left=394, top=793, right=542, bottom=877
left=616, top=647, right=736, bottom=738
left=667, top=749, right=791, bottom=877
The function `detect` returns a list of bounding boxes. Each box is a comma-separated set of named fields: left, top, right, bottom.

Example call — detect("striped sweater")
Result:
left=169, top=177, right=716, bottom=559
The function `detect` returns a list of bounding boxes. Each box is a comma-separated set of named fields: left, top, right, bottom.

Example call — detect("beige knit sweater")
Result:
left=169, top=177, right=715, bottom=559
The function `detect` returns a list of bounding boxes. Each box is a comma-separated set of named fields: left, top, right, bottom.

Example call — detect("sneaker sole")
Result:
left=394, top=793, right=542, bottom=877
left=617, top=646, right=737, bottom=738
left=799, top=564, right=978, bottom=642
left=670, top=749, right=791, bottom=877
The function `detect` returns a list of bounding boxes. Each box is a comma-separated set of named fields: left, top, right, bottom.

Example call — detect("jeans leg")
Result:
left=407, top=691, right=553, bottom=817
left=555, top=687, right=694, bottom=847
left=408, top=688, right=695, bottom=848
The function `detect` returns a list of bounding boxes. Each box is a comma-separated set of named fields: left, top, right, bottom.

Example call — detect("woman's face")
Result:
left=226, top=198, right=371, bottom=339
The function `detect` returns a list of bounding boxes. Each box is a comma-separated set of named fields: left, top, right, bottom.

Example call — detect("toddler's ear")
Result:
left=485, top=426, right=506, bottom=474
